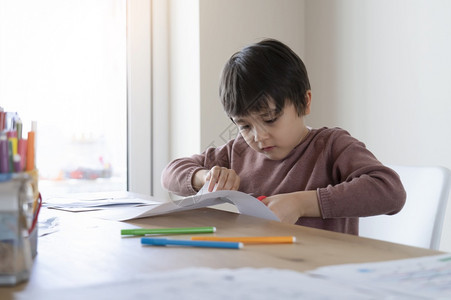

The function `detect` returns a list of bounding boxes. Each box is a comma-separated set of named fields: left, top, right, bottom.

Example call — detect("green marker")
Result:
left=121, top=226, right=216, bottom=236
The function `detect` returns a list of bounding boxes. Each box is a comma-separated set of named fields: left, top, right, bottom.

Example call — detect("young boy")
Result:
left=161, top=39, right=405, bottom=235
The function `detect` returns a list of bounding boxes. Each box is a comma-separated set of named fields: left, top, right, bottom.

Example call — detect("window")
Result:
left=0, top=0, right=128, bottom=196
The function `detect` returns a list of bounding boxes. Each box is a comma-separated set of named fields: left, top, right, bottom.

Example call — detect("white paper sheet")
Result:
left=94, top=189, right=280, bottom=222
left=15, top=268, right=376, bottom=300
left=16, top=255, right=450, bottom=299
left=309, top=253, right=451, bottom=299
left=43, top=191, right=160, bottom=212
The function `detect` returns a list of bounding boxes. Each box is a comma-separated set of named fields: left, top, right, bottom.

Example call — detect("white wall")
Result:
left=168, top=0, right=200, bottom=160
left=166, top=0, right=305, bottom=161
left=151, top=0, right=170, bottom=199
left=198, top=0, right=305, bottom=151
left=127, top=0, right=152, bottom=195
left=305, top=0, right=451, bottom=251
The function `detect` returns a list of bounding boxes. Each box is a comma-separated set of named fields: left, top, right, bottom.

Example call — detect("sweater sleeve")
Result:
left=160, top=142, right=233, bottom=196
left=317, top=130, right=406, bottom=219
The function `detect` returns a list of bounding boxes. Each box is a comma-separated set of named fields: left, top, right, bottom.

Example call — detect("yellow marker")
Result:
left=9, top=137, right=17, bottom=155
left=191, top=236, right=296, bottom=244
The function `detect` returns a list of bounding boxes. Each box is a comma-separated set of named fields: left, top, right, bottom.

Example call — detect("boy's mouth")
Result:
left=261, top=146, right=275, bottom=152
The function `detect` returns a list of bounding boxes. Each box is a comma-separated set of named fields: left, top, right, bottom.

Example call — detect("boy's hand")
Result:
left=260, top=191, right=321, bottom=224
left=193, top=166, right=240, bottom=192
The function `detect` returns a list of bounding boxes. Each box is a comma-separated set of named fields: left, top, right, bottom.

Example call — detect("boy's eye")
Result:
left=238, top=125, right=250, bottom=131
left=264, top=117, right=278, bottom=124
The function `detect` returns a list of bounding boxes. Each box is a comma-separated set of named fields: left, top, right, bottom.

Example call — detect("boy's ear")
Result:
left=304, top=90, right=312, bottom=115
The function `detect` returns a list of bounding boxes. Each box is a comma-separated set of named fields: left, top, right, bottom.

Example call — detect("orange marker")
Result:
left=191, top=236, right=296, bottom=244
left=26, top=131, right=35, bottom=171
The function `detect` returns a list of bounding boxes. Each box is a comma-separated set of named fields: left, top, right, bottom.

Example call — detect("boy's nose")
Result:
left=252, top=125, right=269, bottom=142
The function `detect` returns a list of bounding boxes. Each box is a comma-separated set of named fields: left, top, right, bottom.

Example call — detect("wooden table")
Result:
left=0, top=206, right=441, bottom=297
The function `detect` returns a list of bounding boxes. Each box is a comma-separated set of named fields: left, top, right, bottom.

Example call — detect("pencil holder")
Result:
left=0, top=172, right=36, bottom=286
left=26, top=169, right=40, bottom=258
left=26, top=169, right=39, bottom=204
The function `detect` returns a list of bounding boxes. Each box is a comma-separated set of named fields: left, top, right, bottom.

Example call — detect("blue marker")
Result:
left=141, top=237, right=243, bottom=249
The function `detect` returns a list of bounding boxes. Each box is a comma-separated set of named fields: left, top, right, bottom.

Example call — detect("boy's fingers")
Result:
left=259, top=196, right=270, bottom=206
left=207, top=166, right=222, bottom=191
left=215, top=168, right=229, bottom=190
left=231, top=176, right=240, bottom=191
left=208, top=166, right=220, bottom=181
left=206, top=166, right=240, bottom=192
left=208, top=174, right=219, bottom=191
left=222, top=170, right=238, bottom=190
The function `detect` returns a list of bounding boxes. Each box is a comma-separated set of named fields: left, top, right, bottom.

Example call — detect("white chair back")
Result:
left=359, top=165, right=451, bottom=250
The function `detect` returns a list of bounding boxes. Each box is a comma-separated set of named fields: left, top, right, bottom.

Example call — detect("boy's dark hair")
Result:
left=219, top=38, right=311, bottom=118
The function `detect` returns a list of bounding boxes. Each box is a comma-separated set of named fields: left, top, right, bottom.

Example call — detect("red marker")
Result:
left=257, top=196, right=267, bottom=201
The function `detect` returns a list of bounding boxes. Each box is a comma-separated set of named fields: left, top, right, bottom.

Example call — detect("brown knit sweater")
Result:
left=161, top=127, right=406, bottom=235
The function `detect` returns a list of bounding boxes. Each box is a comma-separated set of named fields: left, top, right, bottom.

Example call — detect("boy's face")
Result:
left=232, top=93, right=311, bottom=160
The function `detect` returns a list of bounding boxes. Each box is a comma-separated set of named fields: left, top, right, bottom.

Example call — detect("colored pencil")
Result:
left=141, top=237, right=243, bottom=249
left=121, top=226, right=216, bottom=236
left=191, top=236, right=296, bottom=244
